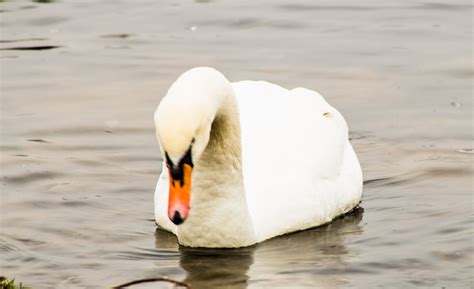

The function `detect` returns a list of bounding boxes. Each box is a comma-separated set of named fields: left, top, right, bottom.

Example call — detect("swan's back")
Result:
left=232, top=81, right=362, bottom=241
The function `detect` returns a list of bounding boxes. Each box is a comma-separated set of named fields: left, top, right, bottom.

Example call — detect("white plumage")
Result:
left=154, top=67, right=363, bottom=248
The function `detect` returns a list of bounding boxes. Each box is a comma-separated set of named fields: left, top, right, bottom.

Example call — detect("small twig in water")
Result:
left=111, top=277, right=191, bottom=288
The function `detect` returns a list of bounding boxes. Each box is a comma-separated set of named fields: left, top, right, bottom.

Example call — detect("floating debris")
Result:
left=0, top=45, right=61, bottom=51
left=190, top=25, right=197, bottom=31
left=450, top=101, right=461, bottom=108
left=27, top=139, right=50, bottom=143
left=32, top=0, right=58, bottom=3
left=458, top=148, right=473, bottom=154
left=101, top=33, right=133, bottom=39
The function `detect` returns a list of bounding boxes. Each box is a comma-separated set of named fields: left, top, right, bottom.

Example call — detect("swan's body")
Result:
left=154, top=67, right=363, bottom=248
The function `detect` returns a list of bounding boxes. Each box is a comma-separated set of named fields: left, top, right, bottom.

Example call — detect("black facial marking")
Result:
left=165, top=140, right=194, bottom=186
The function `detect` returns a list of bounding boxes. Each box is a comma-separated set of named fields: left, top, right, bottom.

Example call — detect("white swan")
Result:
left=153, top=67, right=363, bottom=248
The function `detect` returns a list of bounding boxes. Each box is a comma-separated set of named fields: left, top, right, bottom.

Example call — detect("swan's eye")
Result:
left=165, top=144, right=193, bottom=186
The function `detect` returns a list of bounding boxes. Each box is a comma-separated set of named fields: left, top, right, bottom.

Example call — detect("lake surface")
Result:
left=0, top=0, right=472, bottom=288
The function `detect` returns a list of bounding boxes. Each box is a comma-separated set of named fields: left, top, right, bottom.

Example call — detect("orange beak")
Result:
left=168, top=163, right=192, bottom=225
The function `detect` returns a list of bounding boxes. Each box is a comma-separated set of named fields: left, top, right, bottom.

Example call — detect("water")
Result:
left=0, top=0, right=472, bottom=288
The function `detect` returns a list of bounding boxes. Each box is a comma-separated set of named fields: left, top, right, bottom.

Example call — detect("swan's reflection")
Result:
left=155, top=208, right=364, bottom=289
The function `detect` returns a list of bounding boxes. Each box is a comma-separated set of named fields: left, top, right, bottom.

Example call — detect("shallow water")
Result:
left=0, top=0, right=472, bottom=288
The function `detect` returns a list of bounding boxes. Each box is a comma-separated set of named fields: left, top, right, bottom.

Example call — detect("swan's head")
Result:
left=154, top=67, right=228, bottom=225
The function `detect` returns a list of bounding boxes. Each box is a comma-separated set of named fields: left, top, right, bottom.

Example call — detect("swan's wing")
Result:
left=232, top=81, right=362, bottom=241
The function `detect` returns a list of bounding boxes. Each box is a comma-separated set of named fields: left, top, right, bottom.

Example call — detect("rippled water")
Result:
left=1, top=0, right=472, bottom=288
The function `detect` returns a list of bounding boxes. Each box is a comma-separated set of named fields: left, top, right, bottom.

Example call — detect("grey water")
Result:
left=0, top=0, right=472, bottom=288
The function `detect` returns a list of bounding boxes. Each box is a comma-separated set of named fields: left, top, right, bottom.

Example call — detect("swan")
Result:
left=153, top=67, right=363, bottom=248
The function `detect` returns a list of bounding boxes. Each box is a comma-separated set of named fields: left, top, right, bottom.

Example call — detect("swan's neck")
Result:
left=177, top=85, right=256, bottom=248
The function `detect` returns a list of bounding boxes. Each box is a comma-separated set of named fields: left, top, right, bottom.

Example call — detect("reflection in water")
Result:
left=181, top=247, right=254, bottom=289
left=155, top=208, right=364, bottom=289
